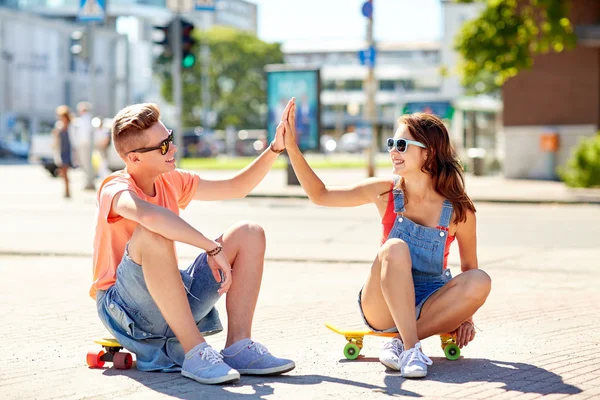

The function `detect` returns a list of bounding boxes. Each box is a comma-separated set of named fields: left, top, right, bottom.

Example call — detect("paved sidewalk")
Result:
left=1, top=164, right=600, bottom=399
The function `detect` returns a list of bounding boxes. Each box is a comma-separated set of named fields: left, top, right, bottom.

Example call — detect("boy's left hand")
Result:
left=272, top=98, right=294, bottom=151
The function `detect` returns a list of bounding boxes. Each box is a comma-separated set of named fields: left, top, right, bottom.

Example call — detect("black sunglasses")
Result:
left=386, top=137, right=427, bottom=153
left=126, top=130, right=173, bottom=156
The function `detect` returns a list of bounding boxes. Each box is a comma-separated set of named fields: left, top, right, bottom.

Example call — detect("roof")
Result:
left=282, top=39, right=440, bottom=54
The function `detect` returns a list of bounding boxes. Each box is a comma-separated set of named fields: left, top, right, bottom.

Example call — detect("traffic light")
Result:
left=181, top=19, right=197, bottom=69
left=152, top=22, right=173, bottom=65
left=70, top=29, right=89, bottom=60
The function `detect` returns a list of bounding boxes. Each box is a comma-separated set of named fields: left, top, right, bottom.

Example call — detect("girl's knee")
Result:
left=378, top=239, right=411, bottom=284
left=378, top=239, right=410, bottom=264
left=464, top=269, right=491, bottom=302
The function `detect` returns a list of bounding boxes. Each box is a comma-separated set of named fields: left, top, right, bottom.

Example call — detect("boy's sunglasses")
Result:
left=387, top=137, right=426, bottom=153
left=126, top=130, right=173, bottom=156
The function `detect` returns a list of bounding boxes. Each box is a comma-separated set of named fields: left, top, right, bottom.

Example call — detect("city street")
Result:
left=1, top=165, right=600, bottom=399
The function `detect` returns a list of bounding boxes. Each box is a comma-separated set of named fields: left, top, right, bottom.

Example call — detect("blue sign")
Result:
left=361, top=1, right=373, bottom=18
left=358, top=46, right=376, bottom=67
left=195, top=0, right=217, bottom=11
left=77, top=0, right=105, bottom=23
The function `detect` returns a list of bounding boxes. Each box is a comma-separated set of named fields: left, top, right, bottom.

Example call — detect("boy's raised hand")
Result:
left=273, top=98, right=294, bottom=151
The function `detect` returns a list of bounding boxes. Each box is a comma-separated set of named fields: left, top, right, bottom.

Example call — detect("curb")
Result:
left=245, top=192, right=600, bottom=205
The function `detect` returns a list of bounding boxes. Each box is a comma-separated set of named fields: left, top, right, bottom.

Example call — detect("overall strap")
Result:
left=392, top=176, right=406, bottom=213
left=438, top=199, right=454, bottom=228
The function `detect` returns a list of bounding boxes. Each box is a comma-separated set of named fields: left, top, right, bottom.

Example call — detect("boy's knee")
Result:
left=129, top=225, right=172, bottom=262
left=235, top=220, right=266, bottom=244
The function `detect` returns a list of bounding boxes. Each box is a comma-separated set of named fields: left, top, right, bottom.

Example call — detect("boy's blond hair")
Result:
left=111, top=103, right=160, bottom=156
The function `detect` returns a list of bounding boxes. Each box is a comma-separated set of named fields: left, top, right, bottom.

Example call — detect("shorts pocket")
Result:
left=104, top=292, right=162, bottom=341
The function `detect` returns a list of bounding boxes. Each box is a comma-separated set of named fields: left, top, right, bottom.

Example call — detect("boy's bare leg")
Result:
left=128, top=225, right=204, bottom=353
left=212, top=221, right=266, bottom=348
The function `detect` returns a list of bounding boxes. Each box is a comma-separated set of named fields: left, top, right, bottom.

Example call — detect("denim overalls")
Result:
left=358, top=177, right=454, bottom=332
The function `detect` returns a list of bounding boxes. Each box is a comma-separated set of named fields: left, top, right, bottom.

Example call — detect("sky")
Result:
left=248, top=0, right=442, bottom=43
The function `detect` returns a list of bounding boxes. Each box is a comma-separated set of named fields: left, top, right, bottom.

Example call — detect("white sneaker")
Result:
left=399, top=342, right=433, bottom=378
left=379, top=337, right=404, bottom=370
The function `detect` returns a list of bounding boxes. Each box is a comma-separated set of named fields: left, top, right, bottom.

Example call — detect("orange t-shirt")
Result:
left=90, top=169, right=200, bottom=299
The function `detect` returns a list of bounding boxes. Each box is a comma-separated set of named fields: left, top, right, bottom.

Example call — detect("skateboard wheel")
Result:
left=343, top=343, right=360, bottom=360
left=87, top=350, right=106, bottom=368
left=444, top=343, right=460, bottom=361
left=113, top=352, right=133, bottom=370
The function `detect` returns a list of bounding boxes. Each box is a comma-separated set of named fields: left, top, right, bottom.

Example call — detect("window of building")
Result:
left=379, top=80, right=395, bottom=91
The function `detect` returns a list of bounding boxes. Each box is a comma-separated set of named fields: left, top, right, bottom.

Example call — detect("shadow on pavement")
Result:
left=384, top=357, right=583, bottom=397
left=103, top=368, right=420, bottom=398
left=100, top=357, right=582, bottom=398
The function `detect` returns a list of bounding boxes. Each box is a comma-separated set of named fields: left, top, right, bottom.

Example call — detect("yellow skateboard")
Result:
left=86, top=337, right=134, bottom=370
left=325, top=323, right=461, bottom=361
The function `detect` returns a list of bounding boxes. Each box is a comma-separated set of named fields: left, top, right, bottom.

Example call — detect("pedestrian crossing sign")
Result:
left=78, top=0, right=105, bottom=23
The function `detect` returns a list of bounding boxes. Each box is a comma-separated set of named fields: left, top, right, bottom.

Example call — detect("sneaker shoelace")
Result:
left=247, top=341, right=270, bottom=355
left=400, top=343, right=433, bottom=367
left=199, top=347, right=224, bottom=365
left=383, top=338, right=404, bottom=358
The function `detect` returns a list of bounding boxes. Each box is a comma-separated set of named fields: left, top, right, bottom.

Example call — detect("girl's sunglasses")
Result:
left=126, top=130, right=173, bottom=156
left=387, top=137, right=426, bottom=153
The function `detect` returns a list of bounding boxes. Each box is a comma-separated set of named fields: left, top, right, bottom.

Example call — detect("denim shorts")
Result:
left=357, top=269, right=453, bottom=333
left=96, top=246, right=224, bottom=372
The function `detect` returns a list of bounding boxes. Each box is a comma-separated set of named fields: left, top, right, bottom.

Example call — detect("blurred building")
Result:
left=501, top=0, right=600, bottom=179
left=0, top=0, right=257, bottom=157
left=0, top=7, right=129, bottom=158
left=282, top=38, right=444, bottom=138
left=440, top=0, right=503, bottom=176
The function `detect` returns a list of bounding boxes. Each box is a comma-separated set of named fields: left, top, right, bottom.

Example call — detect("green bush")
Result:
left=559, top=134, right=600, bottom=188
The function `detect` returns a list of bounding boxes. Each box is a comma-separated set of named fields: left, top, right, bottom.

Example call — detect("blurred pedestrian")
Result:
left=53, top=105, right=75, bottom=199
left=92, top=117, right=111, bottom=181
left=74, top=101, right=95, bottom=190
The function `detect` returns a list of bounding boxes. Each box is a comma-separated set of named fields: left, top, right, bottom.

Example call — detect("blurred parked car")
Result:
left=182, top=128, right=221, bottom=158
left=339, top=131, right=371, bottom=153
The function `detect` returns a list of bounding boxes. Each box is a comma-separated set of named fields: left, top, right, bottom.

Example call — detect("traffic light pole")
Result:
left=85, top=22, right=97, bottom=190
left=365, top=1, right=376, bottom=178
left=201, top=11, right=212, bottom=130
left=172, top=15, right=183, bottom=162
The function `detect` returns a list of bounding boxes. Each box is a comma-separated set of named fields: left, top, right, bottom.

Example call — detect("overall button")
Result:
left=439, top=231, right=445, bottom=237
left=143, top=332, right=147, bottom=337
left=398, top=217, right=403, bottom=222
left=109, top=303, right=115, bottom=309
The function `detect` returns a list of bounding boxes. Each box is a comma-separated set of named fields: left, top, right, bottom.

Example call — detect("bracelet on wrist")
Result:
left=206, top=244, right=223, bottom=257
left=269, top=141, right=285, bottom=154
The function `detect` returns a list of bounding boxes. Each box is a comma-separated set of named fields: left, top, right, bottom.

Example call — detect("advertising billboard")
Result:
left=266, top=68, right=320, bottom=152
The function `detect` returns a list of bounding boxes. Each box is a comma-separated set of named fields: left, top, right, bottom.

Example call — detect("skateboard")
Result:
left=86, top=337, right=134, bottom=370
left=325, top=323, right=461, bottom=361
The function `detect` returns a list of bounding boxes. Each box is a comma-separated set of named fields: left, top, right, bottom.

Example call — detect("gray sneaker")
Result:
left=379, top=337, right=404, bottom=370
left=181, top=343, right=240, bottom=385
left=399, top=342, right=433, bottom=378
left=221, top=339, right=295, bottom=375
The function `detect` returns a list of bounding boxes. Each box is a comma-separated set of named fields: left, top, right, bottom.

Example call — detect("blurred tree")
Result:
left=454, top=0, right=577, bottom=94
left=157, top=26, right=284, bottom=129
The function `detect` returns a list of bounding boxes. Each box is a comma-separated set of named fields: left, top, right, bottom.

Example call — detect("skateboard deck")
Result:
left=86, top=337, right=134, bottom=370
left=325, top=323, right=461, bottom=361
